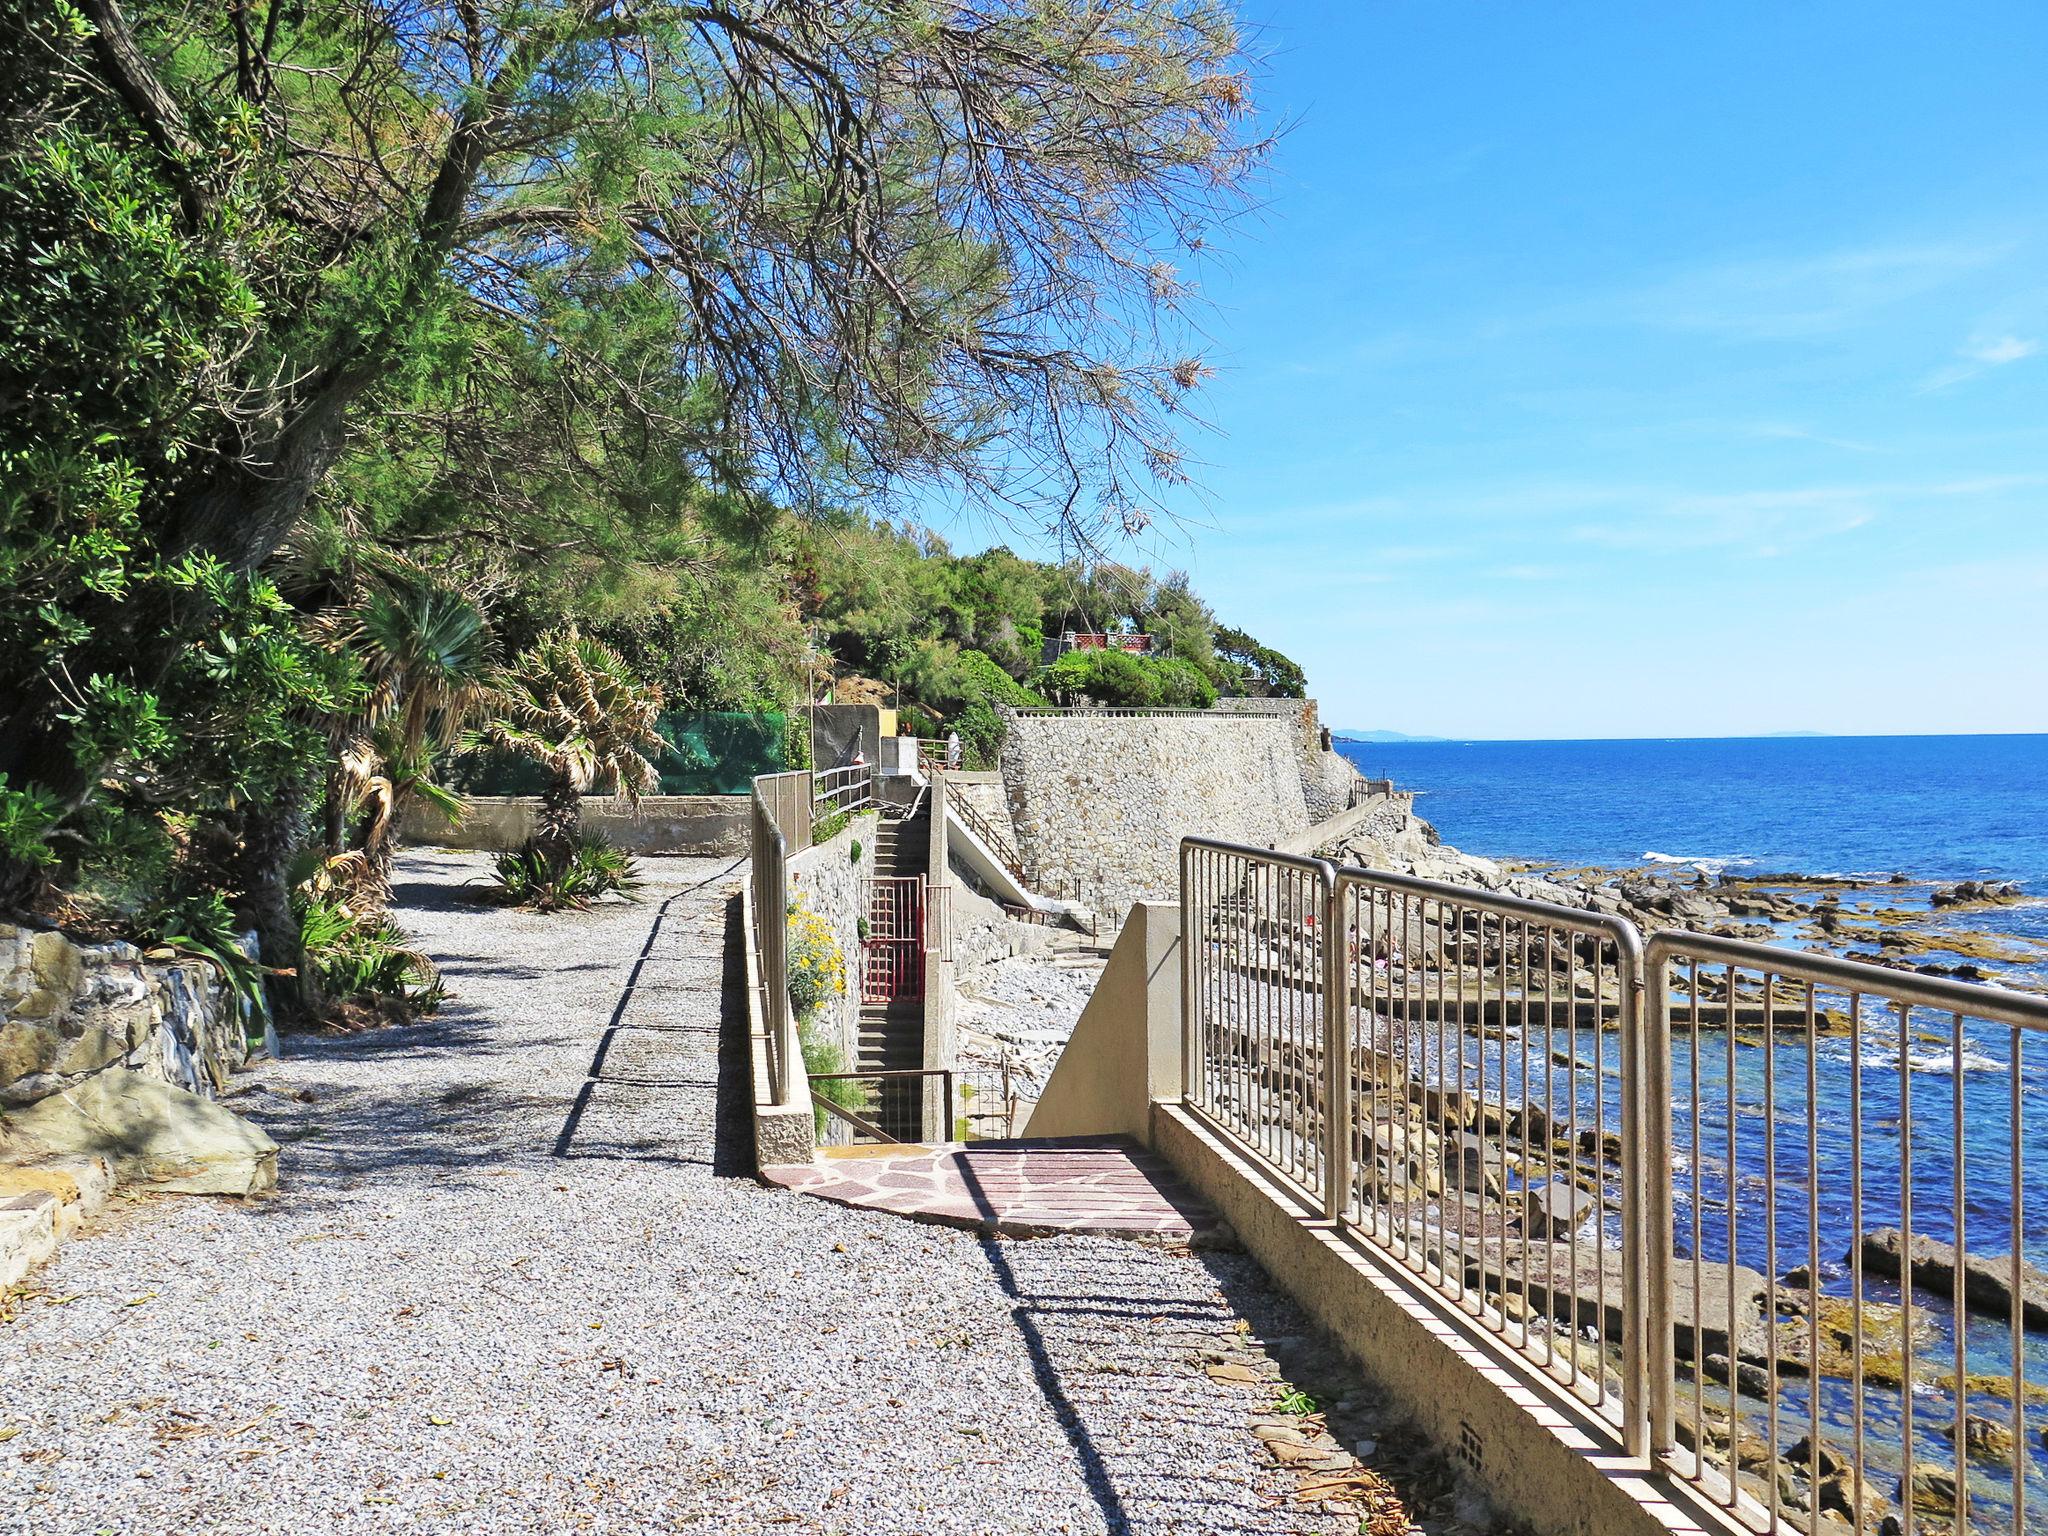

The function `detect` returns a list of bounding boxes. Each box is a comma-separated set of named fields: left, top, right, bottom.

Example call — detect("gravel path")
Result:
left=1, top=850, right=1374, bottom=1536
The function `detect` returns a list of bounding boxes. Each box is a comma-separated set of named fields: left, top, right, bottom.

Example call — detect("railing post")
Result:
left=1640, top=945, right=1674, bottom=1461
left=1180, top=844, right=1196, bottom=1104
left=1320, top=864, right=1350, bottom=1224
left=1615, top=931, right=1654, bottom=1462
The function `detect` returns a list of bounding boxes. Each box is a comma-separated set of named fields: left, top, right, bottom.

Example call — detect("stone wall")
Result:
left=786, top=811, right=878, bottom=1065
left=0, top=926, right=250, bottom=1108
left=1000, top=715, right=1313, bottom=916
left=1209, top=697, right=1362, bottom=820
left=401, top=794, right=749, bottom=856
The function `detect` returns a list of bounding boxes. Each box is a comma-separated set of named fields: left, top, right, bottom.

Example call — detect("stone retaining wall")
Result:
left=786, top=812, right=878, bottom=1066
left=0, top=926, right=249, bottom=1108
left=1000, top=714, right=1313, bottom=916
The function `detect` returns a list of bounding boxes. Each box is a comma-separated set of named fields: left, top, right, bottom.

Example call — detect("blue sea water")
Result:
left=1335, top=734, right=2048, bottom=1510
left=1334, top=733, right=2048, bottom=893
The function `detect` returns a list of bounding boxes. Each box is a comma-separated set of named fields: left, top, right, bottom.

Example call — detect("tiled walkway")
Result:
left=765, top=1134, right=1226, bottom=1240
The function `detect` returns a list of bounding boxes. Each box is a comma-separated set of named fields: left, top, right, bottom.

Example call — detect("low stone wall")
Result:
left=1000, top=713, right=1312, bottom=915
left=0, top=925, right=248, bottom=1108
left=401, top=794, right=749, bottom=856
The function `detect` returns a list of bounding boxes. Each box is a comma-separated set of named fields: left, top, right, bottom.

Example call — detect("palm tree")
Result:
left=476, top=629, right=664, bottom=879
left=313, top=577, right=496, bottom=879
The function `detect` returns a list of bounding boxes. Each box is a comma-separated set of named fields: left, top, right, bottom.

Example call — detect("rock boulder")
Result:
left=1, top=1071, right=277, bottom=1196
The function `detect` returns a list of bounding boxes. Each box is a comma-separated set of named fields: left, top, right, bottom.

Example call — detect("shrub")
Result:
left=954, top=701, right=1006, bottom=768
left=494, top=834, right=640, bottom=912
left=1151, top=657, right=1218, bottom=708
left=785, top=897, right=847, bottom=1022
left=1044, top=646, right=1154, bottom=706
left=295, top=892, right=443, bottom=1012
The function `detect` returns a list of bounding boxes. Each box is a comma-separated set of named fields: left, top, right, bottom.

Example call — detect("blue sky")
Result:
left=958, top=2, right=2048, bottom=739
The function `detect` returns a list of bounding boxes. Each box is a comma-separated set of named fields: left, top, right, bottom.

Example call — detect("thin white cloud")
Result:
left=1920, top=333, right=2040, bottom=392
left=1563, top=239, right=2015, bottom=340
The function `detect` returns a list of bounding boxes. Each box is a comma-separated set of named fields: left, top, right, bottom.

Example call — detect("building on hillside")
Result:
left=1039, top=629, right=1154, bottom=665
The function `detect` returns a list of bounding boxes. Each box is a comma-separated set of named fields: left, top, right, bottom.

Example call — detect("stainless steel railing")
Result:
left=1333, top=866, right=1650, bottom=1442
left=1180, top=837, right=1339, bottom=1207
left=749, top=788, right=794, bottom=1103
left=1647, top=931, right=2048, bottom=1536
left=1180, top=835, right=2048, bottom=1527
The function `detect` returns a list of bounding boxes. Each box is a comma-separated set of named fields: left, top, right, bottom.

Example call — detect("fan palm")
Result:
left=476, top=630, right=664, bottom=879
left=313, top=578, right=496, bottom=878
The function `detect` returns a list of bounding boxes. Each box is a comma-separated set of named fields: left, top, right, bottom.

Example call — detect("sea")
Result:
left=1335, top=733, right=2048, bottom=1511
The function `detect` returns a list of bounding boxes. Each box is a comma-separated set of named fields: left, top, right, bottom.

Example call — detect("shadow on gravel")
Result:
left=550, top=870, right=753, bottom=1175
left=976, top=1234, right=1340, bottom=1534
left=1192, top=1249, right=1491, bottom=1536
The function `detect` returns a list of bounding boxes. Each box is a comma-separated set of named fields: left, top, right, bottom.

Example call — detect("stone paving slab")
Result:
left=766, top=1135, right=1228, bottom=1240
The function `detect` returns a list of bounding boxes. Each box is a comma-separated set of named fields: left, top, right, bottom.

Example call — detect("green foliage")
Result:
left=849, top=839, right=863, bottom=865
left=1042, top=648, right=1219, bottom=709
left=480, top=630, right=664, bottom=802
left=1044, top=648, right=1150, bottom=705
left=799, top=1021, right=869, bottom=1141
left=142, top=890, right=266, bottom=1013
left=492, top=836, right=641, bottom=913
left=1273, top=1387, right=1318, bottom=1417
left=811, top=807, right=850, bottom=845
left=1214, top=626, right=1307, bottom=699
left=295, top=893, right=443, bottom=1011
left=953, top=702, right=1007, bottom=769
left=0, top=777, right=60, bottom=870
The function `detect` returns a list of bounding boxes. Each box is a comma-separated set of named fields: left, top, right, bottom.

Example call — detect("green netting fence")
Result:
left=448, top=711, right=789, bottom=798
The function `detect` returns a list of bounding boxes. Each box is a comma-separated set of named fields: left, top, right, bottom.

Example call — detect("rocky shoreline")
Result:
left=1313, top=802, right=2047, bottom=997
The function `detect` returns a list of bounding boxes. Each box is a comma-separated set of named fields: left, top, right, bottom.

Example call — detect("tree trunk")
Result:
left=533, top=772, right=581, bottom=880
left=232, top=774, right=320, bottom=1024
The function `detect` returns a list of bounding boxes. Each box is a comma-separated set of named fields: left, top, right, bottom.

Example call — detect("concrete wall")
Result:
left=1000, top=714, right=1312, bottom=914
left=402, top=795, right=749, bottom=856
left=1023, top=902, right=1181, bottom=1143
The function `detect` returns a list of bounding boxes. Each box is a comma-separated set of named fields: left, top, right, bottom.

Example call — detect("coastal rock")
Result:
left=1942, top=1414, right=2016, bottom=1462
left=1930, top=880, right=2023, bottom=909
left=1855, top=1228, right=2048, bottom=1330
left=1, top=1071, right=277, bottom=1196
left=1523, top=1181, right=1597, bottom=1239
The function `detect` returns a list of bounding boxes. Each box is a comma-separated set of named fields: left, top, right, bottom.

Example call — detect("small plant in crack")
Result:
left=1273, top=1386, right=1317, bottom=1417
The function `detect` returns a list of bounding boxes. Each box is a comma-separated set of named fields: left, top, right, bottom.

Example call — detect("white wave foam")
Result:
left=1642, top=851, right=1757, bottom=874
left=1893, top=1046, right=2008, bottom=1075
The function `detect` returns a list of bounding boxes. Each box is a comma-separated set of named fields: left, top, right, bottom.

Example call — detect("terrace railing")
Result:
left=1181, top=834, right=2048, bottom=1534
left=812, top=761, right=872, bottom=822
left=1647, top=931, right=2048, bottom=1536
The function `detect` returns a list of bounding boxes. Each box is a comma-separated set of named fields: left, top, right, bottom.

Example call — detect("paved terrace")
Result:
left=0, top=851, right=1457, bottom=1536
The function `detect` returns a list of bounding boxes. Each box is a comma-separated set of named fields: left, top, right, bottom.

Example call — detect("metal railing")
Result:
left=943, top=779, right=1030, bottom=884
left=1180, top=835, right=2048, bottom=1533
left=748, top=787, right=797, bottom=1103
left=1648, top=932, right=2048, bottom=1536
left=809, top=1067, right=957, bottom=1146
left=1334, top=865, right=1649, bottom=1436
left=1010, top=706, right=1228, bottom=719
left=812, top=762, right=872, bottom=820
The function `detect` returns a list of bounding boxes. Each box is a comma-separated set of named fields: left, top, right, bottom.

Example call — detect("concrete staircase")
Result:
left=860, top=796, right=931, bottom=1140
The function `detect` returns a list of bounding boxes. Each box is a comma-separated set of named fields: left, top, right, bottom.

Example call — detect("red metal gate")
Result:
left=862, top=877, right=926, bottom=1004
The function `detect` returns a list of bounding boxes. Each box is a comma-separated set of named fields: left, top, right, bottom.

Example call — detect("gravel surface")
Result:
left=2, top=850, right=1373, bottom=1536
left=955, top=951, right=1106, bottom=1097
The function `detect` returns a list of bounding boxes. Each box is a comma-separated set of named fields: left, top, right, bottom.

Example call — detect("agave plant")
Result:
left=474, top=629, right=663, bottom=883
